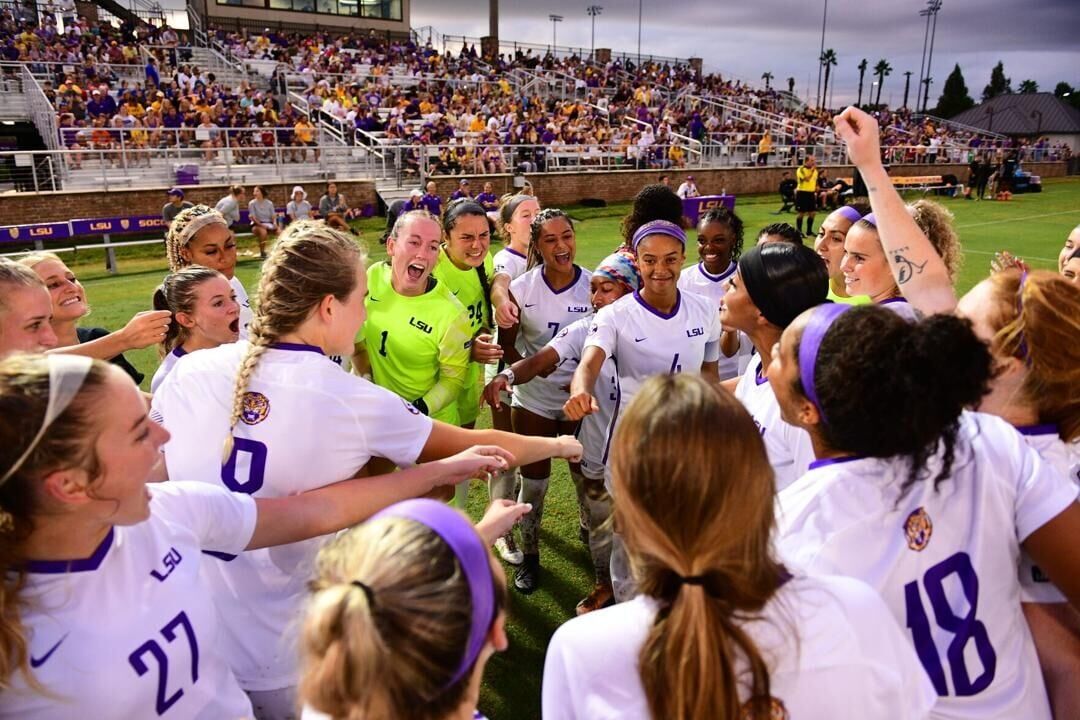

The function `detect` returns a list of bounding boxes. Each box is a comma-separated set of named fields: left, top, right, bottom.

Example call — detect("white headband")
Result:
left=0, top=355, right=93, bottom=486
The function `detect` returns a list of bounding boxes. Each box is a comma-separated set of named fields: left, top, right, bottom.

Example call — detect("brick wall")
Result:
left=0, top=180, right=378, bottom=228
left=523, top=162, right=1069, bottom=208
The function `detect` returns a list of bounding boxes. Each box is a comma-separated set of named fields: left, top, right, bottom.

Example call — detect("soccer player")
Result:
left=150, top=265, right=240, bottom=393
left=300, top=499, right=524, bottom=720
left=719, top=242, right=827, bottom=491
left=152, top=221, right=581, bottom=716
left=166, top=205, right=253, bottom=338
left=496, top=209, right=593, bottom=594
left=794, top=155, right=818, bottom=237
left=756, top=222, right=804, bottom=246
left=812, top=204, right=873, bottom=304
left=20, top=253, right=168, bottom=385
left=678, top=207, right=747, bottom=381
left=1058, top=225, right=1079, bottom=273
left=353, top=211, right=472, bottom=425
left=565, top=220, right=721, bottom=601
left=838, top=105, right=1080, bottom=715
left=769, top=303, right=1080, bottom=720
left=0, top=353, right=512, bottom=719
left=543, top=374, right=935, bottom=720
left=0, top=259, right=57, bottom=357
left=484, top=251, right=641, bottom=613
left=485, top=192, right=540, bottom=563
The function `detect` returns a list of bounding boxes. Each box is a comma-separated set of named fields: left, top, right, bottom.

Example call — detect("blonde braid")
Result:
left=165, top=205, right=229, bottom=273
left=222, top=220, right=364, bottom=461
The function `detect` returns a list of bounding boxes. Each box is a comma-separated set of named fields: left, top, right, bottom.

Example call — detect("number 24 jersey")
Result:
left=776, top=412, right=1078, bottom=720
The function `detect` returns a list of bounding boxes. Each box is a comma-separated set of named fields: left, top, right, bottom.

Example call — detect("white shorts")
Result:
left=511, top=377, right=570, bottom=422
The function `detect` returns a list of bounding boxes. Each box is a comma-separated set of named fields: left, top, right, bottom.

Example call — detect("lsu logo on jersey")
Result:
left=686, top=327, right=704, bottom=338
left=903, top=507, right=933, bottom=551
left=740, top=696, right=789, bottom=720
left=240, top=391, right=270, bottom=425
left=567, top=305, right=590, bottom=313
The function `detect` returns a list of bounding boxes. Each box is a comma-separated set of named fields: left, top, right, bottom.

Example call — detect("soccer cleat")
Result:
left=494, top=533, right=524, bottom=566
left=575, top=582, right=615, bottom=616
left=514, top=554, right=541, bottom=594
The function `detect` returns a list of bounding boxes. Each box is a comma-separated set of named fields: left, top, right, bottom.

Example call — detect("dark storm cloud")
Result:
left=413, top=0, right=1080, bottom=104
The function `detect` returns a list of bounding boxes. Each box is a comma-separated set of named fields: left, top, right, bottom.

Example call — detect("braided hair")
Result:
left=165, top=205, right=230, bottom=273
left=223, top=221, right=364, bottom=461
left=526, top=208, right=574, bottom=271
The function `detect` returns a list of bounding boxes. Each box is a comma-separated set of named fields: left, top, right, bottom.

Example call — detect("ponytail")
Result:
left=610, top=374, right=787, bottom=720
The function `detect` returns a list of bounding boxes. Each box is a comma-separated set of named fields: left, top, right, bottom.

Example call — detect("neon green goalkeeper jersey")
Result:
left=359, top=261, right=473, bottom=425
left=433, top=248, right=495, bottom=425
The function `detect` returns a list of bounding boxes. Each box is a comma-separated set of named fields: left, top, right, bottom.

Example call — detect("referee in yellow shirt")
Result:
left=795, top=155, right=819, bottom=238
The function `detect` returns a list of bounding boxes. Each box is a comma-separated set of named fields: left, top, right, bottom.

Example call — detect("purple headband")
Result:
left=631, top=219, right=687, bottom=251
left=835, top=206, right=863, bottom=224
left=860, top=213, right=878, bottom=227
left=798, top=303, right=853, bottom=420
left=370, top=499, right=495, bottom=688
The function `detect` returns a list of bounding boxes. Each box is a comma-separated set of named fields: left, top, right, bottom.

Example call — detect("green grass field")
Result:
left=39, top=177, right=1080, bottom=719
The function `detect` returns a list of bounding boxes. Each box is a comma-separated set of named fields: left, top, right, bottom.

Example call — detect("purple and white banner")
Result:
left=682, top=195, right=736, bottom=224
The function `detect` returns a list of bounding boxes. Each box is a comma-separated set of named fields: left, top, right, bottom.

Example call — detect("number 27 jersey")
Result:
left=776, top=412, right=1078, bottom=720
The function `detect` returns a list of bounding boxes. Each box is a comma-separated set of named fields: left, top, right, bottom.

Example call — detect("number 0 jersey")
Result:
left=359, top=262, right=473, bottom=424
left=151, top=341, right=433, bottom=690
left=0, top=483, right=256, bottom=720
left=776, top=412, right=1078, bottom=720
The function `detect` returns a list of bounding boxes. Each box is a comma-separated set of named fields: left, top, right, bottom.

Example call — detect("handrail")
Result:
left=912, top=112, right=1007, bottom=140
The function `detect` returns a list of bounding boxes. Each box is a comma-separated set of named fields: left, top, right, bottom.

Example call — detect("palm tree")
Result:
left=874, top=59, right=893, bottom=106
left=787, top=77, right=795, bottom=94
left=761, top=71, right=774, bottom=91
left=820, top=49, right=838, bottom=109
left=856, top=58, right=868, bottom=106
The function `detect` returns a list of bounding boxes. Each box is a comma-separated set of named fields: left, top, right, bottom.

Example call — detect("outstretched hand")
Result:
left=434, top=445, right=515, bottom=487
left=475, top=499, right=532, bottom=545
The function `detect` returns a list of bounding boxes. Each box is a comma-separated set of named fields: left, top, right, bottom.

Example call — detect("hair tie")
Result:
left=631, top=220, right=686, bottom=251
left=351, top=579, right=376, bottom=607
left=680, top=574, right=708, bottom=587
left=797, top=303, right=853, bottom=423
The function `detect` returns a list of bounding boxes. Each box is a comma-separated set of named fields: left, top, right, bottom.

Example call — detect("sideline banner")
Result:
left=682, top=194, right=736, bottom=224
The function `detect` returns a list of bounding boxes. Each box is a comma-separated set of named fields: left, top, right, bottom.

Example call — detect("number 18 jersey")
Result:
left=776, top=412, right=1078, bottom=719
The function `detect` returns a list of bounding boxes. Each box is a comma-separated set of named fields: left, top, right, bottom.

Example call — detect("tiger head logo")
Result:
left=904, top=507, right=933, bottom=552
left=240, top=391, right=270, bottom=425
left=741, top=697, right=789, bottom=720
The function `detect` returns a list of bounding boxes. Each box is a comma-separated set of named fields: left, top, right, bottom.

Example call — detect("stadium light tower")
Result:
left=637, top=0, right=643, bottom=58
left=549, top=14, right=563, bottom=51
left=917, top=0, right=942, bottom=113
left=815, top=0, right=829, bottom=108
left=921, top=0, right=942, bottom=112
left=587, top=5, right=603, bottom=58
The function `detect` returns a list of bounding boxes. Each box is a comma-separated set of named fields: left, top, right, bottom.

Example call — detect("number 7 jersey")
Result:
left=776, top=412, right=1078, bottom=719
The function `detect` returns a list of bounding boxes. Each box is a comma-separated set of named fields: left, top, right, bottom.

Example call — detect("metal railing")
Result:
left=912, top=112, right=1007, bottom=141
left=3, top=137, right=1066, bottom=194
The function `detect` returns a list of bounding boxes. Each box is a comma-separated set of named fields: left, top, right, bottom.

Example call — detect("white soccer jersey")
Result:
left=776, top=412, right=1079, bottom=720
left=151, top=341, right=433, bottom=690
left=510, top=265, right=593, bottom=419
left=493, top=246, right=528, bottom=279
left=678, top=260, right=746, bottom=380
left=733, top=356, right=813, bottom=491
left=547, top=316, right=618, bottom=475
left=150, top=346, right=187, bottom=394
left=229, top=276, right=253, bottom=340
left=586, top=290, right=721, bottom=465
left=0, top=482, right=257, bottom=720
left=1017, top=425, right=1080, bottom=603
left=542, top=574, right=936, bottom=720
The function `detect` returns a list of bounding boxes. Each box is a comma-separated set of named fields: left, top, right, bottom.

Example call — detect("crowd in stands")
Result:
left=1, top=6, right=1071, bottom=175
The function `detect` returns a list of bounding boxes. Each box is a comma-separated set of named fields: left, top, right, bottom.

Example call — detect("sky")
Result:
left=411, top=0, right=1080, bottom=107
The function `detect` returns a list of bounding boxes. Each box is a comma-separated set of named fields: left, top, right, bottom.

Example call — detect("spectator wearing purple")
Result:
left=476, top=181, right=498, bottom=211
left=145, top=57, right=160, bottom=88
left=420, top=181, right=442, bottom=216
left=86, top=89, right=116, bottom=118
left=449, top=179, right=471, bottom=201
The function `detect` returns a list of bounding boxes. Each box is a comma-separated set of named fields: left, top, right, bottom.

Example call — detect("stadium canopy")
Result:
left=950, top=93, right=1080, bottom=139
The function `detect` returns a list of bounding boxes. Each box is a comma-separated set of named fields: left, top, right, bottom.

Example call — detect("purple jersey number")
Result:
left=221, top=438, right=267, bottom=494
left=904, top=552, right=997, bottom=696
left=128, top=611, right=200, bottom=715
